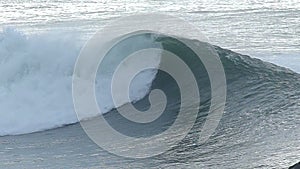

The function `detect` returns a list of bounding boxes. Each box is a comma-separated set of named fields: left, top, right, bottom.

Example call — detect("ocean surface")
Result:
left=0, top=0, right=299, bottom=168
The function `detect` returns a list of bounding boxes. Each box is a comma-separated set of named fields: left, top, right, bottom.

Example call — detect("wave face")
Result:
left=151, top=40, right=300, bottom=167
left=0, top=28, right=299, bottom=139
left=100, top=35, right=300, bottom=168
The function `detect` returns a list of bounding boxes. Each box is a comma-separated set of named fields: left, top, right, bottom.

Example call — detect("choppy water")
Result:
left=1, top=0, right=300, bottom=71
left=1, top=0, right=299, bottom=51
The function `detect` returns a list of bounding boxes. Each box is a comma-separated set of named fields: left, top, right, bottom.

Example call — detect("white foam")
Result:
left=0, top=28, right=160, bottom=135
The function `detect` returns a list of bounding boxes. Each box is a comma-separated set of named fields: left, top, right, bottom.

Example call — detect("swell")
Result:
left=100, top=35, right=300, bottom=167
left=145, top=38, right=300, bottom=166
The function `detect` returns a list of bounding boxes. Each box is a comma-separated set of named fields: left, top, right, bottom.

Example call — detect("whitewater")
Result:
left=0, top=28, right=161, bottom=135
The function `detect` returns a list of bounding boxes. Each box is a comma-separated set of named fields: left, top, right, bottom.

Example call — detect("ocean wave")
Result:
left=0, top=28, right=299, bottom=137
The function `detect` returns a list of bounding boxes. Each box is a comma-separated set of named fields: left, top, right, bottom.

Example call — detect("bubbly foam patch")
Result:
left=0, top=28, right=160, bottom=135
